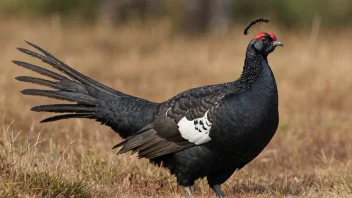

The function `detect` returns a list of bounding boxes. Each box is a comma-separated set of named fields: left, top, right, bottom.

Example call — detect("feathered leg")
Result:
left=211, top=184, right=225, bottom=198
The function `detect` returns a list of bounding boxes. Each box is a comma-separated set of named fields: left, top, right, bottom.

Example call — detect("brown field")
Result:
left=0, top=19, right=351, bottom=198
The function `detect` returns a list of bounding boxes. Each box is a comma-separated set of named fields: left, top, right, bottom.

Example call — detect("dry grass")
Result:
left=0, top=19, right=351, bottom=197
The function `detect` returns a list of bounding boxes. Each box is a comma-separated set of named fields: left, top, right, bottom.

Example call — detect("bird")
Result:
left=13, top=18, right=283, bottom=197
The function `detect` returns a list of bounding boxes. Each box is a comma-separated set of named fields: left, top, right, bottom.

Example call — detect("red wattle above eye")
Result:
left=268, top=32, right=277, bottom=41
left=253, top=32, right=266, bottom=40
left=253, top=32, right=278, bottom=41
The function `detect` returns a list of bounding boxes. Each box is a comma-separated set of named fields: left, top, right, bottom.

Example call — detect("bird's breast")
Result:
left=209, top=65, right=279, bottom=156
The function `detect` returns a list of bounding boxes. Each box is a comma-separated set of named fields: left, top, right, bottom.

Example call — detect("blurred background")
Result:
left=0, top=0, right=351, bottom=197
left=0, top=0, right=351, bottom=33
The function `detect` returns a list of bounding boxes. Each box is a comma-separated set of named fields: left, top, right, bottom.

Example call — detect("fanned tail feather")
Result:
left=20, top=41, right=128, bottom=97
left=13, top=41, right=104, bottom=122
left=14, top=41, right=158, bottom=141
left=16, top=76, right=74, bottom=91
left=21, top=89, right=97, bottom=105
left=40, top=114, right=95, bottom=123
left=31, top=104, right=95, bottom=113
left=13, top=61, right=68, bottom=80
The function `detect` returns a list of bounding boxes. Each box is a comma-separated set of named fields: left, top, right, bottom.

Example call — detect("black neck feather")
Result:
left=235, top=46, right=266, bottom=89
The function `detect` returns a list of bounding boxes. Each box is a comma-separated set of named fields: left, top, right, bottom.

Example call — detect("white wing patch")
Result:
left=177, top=110, right=212, bottom=145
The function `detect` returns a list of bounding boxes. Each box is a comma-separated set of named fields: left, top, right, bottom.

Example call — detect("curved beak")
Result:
left=272, top=39, right=284, bottom=47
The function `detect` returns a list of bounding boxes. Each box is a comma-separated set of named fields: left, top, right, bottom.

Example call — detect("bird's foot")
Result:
left=211, top=184, right=225, bottom=198
left=184, top=186, right=193, bottom=198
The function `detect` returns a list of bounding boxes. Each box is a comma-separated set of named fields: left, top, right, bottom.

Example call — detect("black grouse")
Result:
left=13, top=19, right=283, bottom=197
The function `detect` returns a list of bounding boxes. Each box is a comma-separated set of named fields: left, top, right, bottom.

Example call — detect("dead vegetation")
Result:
left=0, top=19, right=351, bottom=197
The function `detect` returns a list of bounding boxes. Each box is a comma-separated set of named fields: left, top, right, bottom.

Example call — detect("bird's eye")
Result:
left=261, top=37, right=268, bottom=42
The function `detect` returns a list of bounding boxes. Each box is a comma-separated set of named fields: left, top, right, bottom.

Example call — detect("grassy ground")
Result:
left=0, top=19, right=351, bottom=197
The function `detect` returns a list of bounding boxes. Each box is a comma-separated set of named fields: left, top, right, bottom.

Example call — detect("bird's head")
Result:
left=249, top=32, right=284, bottom=57
left=244, top=18, right=284, bottom=57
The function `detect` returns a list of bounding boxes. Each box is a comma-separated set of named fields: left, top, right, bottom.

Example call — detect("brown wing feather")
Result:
left=134, top=137, right=163, bottom=153
left=114, top=87, right=229, bottom=159
left=143, top=143, right=194, bottom=159
left=116, top=127, right=193, bottom=159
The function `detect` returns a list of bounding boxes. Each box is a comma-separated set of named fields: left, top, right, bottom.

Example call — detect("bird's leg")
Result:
left=184, top=186, right=193, bottom=198
left=211, top=184, right=225, bottom=198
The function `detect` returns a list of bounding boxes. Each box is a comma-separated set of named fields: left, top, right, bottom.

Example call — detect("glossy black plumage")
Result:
left=14, top=29, right=282, bottom=197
